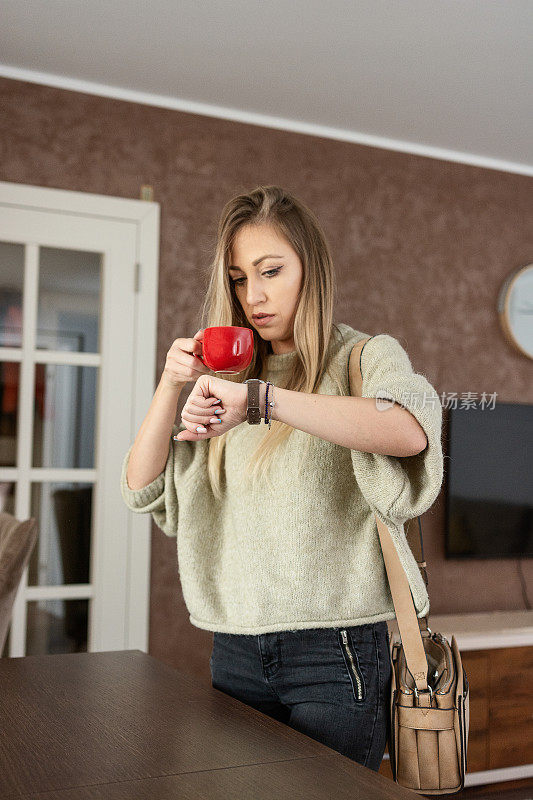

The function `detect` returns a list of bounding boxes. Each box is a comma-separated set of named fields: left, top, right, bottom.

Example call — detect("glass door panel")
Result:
left=37, top=247, right=101, bottom=353
left=27, top=481, right=92, bottom=587
left=0, top=241, right=24, bottom=347
left=26, top=598, right=88, bottom=655
left=1, top=627, right=10, bottom=657
left=32, top=363, right=97, bottom=469
left=0, top=359, right=19, bottom=475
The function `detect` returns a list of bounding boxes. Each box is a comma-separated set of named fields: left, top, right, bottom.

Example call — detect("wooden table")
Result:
left=0, top=649, right=417, bottom=799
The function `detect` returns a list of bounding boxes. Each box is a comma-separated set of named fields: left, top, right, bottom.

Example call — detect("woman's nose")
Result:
left=246, top=281, right=267, bottom=304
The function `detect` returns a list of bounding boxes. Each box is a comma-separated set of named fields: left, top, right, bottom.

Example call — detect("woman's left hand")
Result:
left=174, top=375, right=247, bottom=441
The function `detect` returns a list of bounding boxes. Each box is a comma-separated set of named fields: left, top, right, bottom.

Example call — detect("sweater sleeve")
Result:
left=120, top=421, right=191, bottom=537
left=350, top=333, right=444, bottom=525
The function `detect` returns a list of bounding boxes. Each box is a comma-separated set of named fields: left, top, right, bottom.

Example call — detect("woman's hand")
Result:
left=174, top=375, right=247, bottom=441
left=161, top=328, right=212, bottom=388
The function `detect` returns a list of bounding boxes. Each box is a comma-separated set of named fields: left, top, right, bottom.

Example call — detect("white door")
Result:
left=0, top=182, right=159, bottom=656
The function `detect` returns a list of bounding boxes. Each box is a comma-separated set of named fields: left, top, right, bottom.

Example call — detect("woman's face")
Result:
left=228, top=223, right=303, bottom=354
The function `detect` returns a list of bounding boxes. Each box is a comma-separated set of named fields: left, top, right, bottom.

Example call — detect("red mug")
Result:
left=197, top=326, right=254, bottom=374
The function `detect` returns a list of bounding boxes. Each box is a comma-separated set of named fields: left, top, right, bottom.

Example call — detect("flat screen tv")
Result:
left=445, top=401, right=533, bottom=559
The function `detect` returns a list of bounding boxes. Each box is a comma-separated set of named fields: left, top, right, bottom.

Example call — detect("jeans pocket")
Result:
left=337, top=628, right=366, bottom=703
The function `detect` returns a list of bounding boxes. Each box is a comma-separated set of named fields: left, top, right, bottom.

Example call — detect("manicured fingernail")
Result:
left=196, top=425, right=207, bottom=432
left=209, top=418, right=222, bottom=423
left=212, top=399, right=221, bottom=404
left=214, top=408, right=223, bottom=414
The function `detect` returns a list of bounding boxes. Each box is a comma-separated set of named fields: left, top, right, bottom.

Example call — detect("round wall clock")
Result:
left=497, top=264, right=533, bottom=359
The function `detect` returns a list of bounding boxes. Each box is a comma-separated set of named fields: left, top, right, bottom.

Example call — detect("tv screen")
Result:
left=445, top=401, right=533, bottom=559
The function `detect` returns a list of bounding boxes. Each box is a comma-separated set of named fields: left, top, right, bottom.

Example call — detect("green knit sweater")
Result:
left=120, top=323, right=443, bottom=635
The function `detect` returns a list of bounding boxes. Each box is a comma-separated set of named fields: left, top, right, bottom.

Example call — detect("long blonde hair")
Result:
left=199, top=185, right=342, bottom=499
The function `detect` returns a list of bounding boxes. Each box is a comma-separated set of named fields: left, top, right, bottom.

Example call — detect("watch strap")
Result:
left=244, top=378, right=264, bottom=424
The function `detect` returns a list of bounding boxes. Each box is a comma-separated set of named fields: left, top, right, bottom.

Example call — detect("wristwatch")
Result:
left=243, top=378, right=265, bottom=424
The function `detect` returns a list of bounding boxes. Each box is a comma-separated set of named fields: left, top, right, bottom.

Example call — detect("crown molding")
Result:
left=1, top=64, right=532, bottom=178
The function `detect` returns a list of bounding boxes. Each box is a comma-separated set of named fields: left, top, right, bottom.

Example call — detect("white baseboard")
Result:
left=464, top=764, right=533, bottom=787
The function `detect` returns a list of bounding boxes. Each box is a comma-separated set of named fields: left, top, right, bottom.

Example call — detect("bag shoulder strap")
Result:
left=348, top=338, right=428, bottom=585
left=348, top=336, right=429, bottom=691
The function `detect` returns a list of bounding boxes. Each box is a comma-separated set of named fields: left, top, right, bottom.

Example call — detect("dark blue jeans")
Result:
left=209, top=620, right=392, bottom=771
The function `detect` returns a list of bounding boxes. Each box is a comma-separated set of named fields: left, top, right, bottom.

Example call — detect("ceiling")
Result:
left=1, top=0, right=532, bottom=175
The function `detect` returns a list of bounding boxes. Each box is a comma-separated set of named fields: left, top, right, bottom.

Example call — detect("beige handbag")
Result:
left=349, top=337, right=469, bottom=795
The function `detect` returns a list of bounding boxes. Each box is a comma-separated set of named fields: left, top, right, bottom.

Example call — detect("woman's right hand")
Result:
left=161, top=329, right=212, bottom=388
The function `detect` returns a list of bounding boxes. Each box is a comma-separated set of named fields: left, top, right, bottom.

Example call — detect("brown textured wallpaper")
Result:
left=1, top=77, right=532, bottom=681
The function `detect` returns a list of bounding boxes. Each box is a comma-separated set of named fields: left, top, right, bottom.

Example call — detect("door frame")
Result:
left=0, top=180, right=160, bottom=655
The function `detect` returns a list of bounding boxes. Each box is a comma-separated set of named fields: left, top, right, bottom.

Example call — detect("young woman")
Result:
left=121, top=185, right=443, bottom=771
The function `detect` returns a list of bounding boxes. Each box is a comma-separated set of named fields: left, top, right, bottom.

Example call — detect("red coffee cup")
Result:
left=197, top=326, right=254, bottom=374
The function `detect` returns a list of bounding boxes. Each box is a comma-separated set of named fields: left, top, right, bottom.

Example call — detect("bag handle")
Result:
left=348, top=337, right=429, bottom=693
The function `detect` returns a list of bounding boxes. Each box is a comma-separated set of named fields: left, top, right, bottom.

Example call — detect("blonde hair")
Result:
left=199, top=185, right=342, bottom=500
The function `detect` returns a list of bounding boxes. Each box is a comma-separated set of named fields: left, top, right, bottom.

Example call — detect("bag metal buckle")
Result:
left=413, top=684, right=434, bottom=702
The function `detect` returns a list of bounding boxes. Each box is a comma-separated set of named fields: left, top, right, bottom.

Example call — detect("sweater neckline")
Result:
left=262, top=324, right=351, bottom=374
left=264, top=349, right=298, bottom=373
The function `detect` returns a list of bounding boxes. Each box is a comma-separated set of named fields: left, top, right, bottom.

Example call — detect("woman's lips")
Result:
left=252, top=314, right=275, bottom=326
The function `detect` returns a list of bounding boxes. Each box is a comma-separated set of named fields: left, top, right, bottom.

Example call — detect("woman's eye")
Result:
left=232, top=267, right=282, bottom=285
